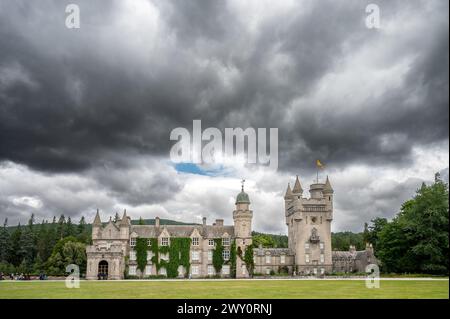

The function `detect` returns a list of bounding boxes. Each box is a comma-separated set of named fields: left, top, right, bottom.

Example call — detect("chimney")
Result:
left=155, top=216, right=160, bottom=228
left=202, top=217, right=206, bottom=226
left=215, top=219, right=224, bottom=226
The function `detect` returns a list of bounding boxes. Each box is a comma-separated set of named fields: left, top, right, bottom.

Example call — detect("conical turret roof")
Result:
left=284, top=183, right=293, bottom=199
left=292, top=175, right=303, bottom=193
left=93, top=209, right=101, bottom=225
left=323, top=176, right=333, bottom=193
left=120, top=209, right=129, bottom=226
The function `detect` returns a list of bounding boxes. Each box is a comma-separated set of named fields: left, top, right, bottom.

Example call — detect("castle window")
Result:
left=320, top=254, right=324, bottom=263
left=191, top=265, right=199, bottom=275
left=161, top=237, right=169, bottom=246
left=320, top=268, right=325, bottom=275
left=159, top=253, right=168, bottom=261
left=222, top=237, right=230, bottom=246
left=128, top=265, right=137, bottom=276
left=266, top=268, right=271, bottom=275
left=208, top=265, right=214, bottom=275
left=130, top=238, right=136, bottom=247
left=222, top=265, right=230, bottom=275
left=147, top=239, right=151, bottom=246
left=129, top=250, right=136, bottom=261
left=222, top=250, right=230, bottom=261
left=280, top=255, right=286, bottom=264
left=305, top=254, right=310, bottom=263
left=305, top=243, right=310, bottom=250
left=265, top=255, right=271, bottom=264
left=147, top=251, right=153, bottom=261
left=208, top=250, right=213, bottom=261
left=192, top=237, right=199, bottom=246
left=192, top=251, right=200, bottom=261
left=145, top=265, right=152, bottom=276
left=320, top=242, right=324, bottom=250
left=208, top=239, right=215, bottom=247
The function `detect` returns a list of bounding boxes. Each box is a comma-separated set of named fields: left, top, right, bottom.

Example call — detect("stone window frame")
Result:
left=161, top=237, right=169, bottom=246
left=207, top=250, right=213, bottom=261
left=222, top=249, right=230, bottom=261
left=207, top=265, right=215, bottom=275
left=265, top=254, right=271, bottom=264
left=129, top=250, right=137, bottom=261
left=191, top=250, right=200, bottom=261
left=128, top=265, right=137, bottom=275
left=192, top=237, right=200, bottom=246
left=191, top=265, right=199, bottom=275
left=208, top=239, right=215, bottom=247
left=222, top=237, right=230, bottom=246
left=222, top=265, right=230, bottom=275
left=130, top=238, right=136, bottom=247
left=280, top=254, right=286, bottom=264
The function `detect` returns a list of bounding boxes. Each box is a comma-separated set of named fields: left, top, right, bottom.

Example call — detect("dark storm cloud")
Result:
left=0, top=0, right=448, bottom=177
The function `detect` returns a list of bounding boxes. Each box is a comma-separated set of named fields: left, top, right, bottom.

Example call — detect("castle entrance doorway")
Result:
left=98, top=260, right=108, bottom=280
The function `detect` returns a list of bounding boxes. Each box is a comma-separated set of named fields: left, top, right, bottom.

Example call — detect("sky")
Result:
left=0, top=0, right=448, bottom=234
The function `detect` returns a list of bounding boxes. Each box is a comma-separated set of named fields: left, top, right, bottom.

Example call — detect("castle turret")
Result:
left=323, top=176, right=334, bottom=213
left=92, top=209, right=102, bottom=240
left=292, top=175, right=303, bottom=196
left=233, top=182, right=253, bottom=278
left=119, top=209, right=130, bottom=240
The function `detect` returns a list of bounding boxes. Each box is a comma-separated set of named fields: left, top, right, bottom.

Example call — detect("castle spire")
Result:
left=292, top=175, right=303, bottom=194
left=93, top=209, right=101, bottom=226
left=323, top=175, right=333, bottom=193
left=120, top=209, right=129, bottom=226
left=284, top=183, right=293, bottom=199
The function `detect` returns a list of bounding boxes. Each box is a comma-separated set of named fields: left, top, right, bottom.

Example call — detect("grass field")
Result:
left=0, top=279, right=448, bottom=299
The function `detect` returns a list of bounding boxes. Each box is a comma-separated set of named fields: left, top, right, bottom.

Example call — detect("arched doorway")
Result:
left=98, top=260, right=108, bottom=280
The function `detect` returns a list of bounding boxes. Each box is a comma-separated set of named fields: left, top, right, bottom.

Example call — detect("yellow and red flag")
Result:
left=316, top=159, right=325, bottom=169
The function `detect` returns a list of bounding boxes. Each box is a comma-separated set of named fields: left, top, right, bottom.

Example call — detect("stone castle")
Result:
left=86, top=176, right=377, bottom=279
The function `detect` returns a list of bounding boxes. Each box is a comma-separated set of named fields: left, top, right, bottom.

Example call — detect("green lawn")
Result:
left=0, top=279, right=448, bottom=299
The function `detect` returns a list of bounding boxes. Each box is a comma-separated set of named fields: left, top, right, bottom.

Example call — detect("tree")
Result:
left=46, top=236, right=86, bottom=276
left=77, top=216, right=89, bottom=243
left=57, top=215, right=66, bottom=239
left=10, top=223, right=23, bottom=267
left=65, top=216, right=76, bottom=237
left=366, top=217, right=388, bottom=254
left=252, top=233, right=276, bottom=248
left=0, top=219, right=11, bottom=263
left=376, top=178, right=449, bottom=274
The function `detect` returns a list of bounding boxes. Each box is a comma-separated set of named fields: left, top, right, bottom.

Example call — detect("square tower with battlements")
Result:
left=284, top=175, right=334, bottom=275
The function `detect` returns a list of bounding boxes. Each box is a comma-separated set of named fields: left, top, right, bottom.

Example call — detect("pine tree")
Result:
left=57, top=215, right=66, bottom=239
left=10, top=223, right=23, bottom=267
left=0, top=218, right=11, bottom=263
left=66, top=216, right=76, bottom=237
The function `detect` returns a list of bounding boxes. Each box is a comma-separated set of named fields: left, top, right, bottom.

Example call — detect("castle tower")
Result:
left=233, top=182, right=253, bottom=278
left=285, top=175, right=334, bottom=275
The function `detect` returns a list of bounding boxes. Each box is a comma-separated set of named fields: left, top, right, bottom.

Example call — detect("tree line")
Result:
left=0, top=214, right=90, bottom=277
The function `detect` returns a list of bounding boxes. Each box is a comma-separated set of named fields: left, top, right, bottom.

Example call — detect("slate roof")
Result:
left=130, top=224, right=234, bottom=238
